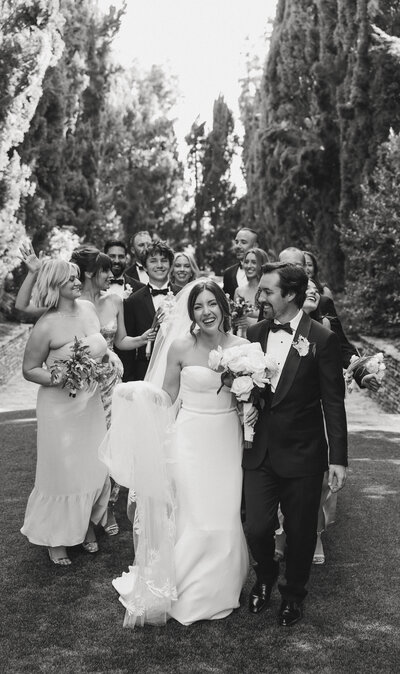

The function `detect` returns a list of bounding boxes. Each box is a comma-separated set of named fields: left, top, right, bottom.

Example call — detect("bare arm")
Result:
left=162, top=341, right=182, bottom=404
left=15, top=245, right=46, bottom=318
left=112, top=295, right=157, bottom=350
left=22, top=321, right=53, bottom=386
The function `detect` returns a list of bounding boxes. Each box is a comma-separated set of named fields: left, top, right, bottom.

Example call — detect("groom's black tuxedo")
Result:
left=244, top=312, right=348, bottom=475
left=244, top=312, right=347, bottom=604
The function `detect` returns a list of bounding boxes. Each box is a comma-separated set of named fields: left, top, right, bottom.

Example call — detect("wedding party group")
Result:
left=16, top=228, right=383, bottom=629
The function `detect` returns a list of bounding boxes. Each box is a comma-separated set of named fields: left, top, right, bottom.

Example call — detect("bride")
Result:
left=100, top=279, right=251, bottom=627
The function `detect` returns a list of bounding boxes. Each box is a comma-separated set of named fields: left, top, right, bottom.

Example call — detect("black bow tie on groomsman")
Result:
left=148, top=285, right=170, bottom=296
left=269, top=321, right=293, bottom=335
left=110, top=278, right=124, bottom=286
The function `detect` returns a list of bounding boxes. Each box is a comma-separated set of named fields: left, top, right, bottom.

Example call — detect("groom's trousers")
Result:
left=244, top=454, right=324, bottom=603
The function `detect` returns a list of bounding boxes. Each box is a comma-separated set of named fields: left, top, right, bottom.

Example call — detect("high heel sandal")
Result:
left=104, top=508, right=119, bottom=536
left=48, top=547, right=71, bottom=566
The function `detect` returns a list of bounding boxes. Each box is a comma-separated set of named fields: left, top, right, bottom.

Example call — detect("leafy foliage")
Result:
left=341, top=132, right=400, bottom=335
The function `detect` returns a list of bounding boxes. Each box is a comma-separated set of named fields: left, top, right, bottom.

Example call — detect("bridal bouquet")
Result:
left=228, top=296, right=255, bottom=338
left=145, top=291, right=176, bottom=359
left=50, top=337, right=105, bottom=398
left=208, top=342, right=278, bottom=448
left=344, top=352, right=386, bottom=392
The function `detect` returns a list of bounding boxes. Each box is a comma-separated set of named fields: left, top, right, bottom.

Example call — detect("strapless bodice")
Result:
left=100, top=320, right=118, bottom=350
left=180, top=366, right=236, bottom=414
left=46, top=333, right=107, bottom=367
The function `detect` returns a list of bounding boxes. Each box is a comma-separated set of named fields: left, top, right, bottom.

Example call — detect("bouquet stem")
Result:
left=242, top=401, right=254, bottom=449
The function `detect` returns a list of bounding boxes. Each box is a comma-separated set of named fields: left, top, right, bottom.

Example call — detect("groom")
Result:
left=244, top=262, right=347, bottom=626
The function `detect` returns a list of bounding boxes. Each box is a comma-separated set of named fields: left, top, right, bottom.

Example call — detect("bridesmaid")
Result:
left=20, top=259, right=114, bottom=565
left=16, top=243, right=157, bottom=536
left=233, top=247, right=269, bottom=334
left=170, top=251, right=200, bottom=289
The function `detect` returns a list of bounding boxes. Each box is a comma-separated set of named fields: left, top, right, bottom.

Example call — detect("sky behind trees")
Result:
left=98, top=0, right=278, bottom=187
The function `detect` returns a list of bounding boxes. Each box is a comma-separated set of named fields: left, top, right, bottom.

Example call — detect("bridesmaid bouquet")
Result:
left=208, top=342, right=278, bottom=448
left=228, top=296, right=255, bottom=338
left=50, top=337, right=105, bottom=398
left=345, top=352, right=386, bottom=392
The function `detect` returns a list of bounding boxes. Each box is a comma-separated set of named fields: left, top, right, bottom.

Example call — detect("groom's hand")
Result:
left=328, top=464, right=347, bottom=492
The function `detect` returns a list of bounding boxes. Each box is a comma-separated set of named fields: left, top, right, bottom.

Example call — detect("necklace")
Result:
left=55, top=311, right=79, bottom=318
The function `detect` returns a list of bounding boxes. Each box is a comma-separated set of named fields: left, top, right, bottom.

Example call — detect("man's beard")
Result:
left=112, top=263, right=126, bottom=277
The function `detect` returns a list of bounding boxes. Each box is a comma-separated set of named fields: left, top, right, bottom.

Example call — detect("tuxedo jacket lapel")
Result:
left=272, top=312, right=311, bottom=408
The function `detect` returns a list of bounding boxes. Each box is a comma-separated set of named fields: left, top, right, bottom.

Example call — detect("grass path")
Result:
left=1, top=408, right=399, bottom=673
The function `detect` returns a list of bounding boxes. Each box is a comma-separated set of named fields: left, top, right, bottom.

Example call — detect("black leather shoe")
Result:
left=248, top=581, right=273, bottom=614
left=277, top=599, right=303, bottom=626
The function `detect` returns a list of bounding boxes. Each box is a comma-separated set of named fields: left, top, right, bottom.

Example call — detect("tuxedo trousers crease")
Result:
left=244, top=454, right=324, bottom=601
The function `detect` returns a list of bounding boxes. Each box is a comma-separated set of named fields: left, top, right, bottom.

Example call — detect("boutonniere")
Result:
left=292, top=335, right=316, bottom=357
left=123, top=283, right=133, bottom=299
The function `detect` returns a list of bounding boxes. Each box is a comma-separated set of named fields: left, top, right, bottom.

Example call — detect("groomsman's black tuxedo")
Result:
left=125, top=261, right=144, bottom=282
left=222, top=263, right=241, bottom=298
left=244, top=312, right=347, bottom=603
left=122, top=283, right=180, bottom=382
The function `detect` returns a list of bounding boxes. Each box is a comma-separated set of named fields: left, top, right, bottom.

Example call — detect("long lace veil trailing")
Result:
left=99, top=278, right=210, bottom=628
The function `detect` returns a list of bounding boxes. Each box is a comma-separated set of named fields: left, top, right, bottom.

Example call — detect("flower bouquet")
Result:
left=228, top=296, right=255, bottom=338
left=145, top=291, right=176, bottom=359
left=208, top=342, right=279, bottom=448
left=50, top=336, right=104, bottom=397
left=344, top=352, right=386, bottom=392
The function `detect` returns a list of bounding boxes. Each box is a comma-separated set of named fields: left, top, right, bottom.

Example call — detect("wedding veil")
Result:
left=99, top=277, right=210, bottom=628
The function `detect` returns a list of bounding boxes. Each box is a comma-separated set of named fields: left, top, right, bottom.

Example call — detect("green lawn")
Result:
left=1, top=411, right=399, bottom=673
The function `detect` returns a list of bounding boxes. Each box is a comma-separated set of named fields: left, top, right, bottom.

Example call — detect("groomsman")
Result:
left=223, top=228, right=259, bottom=298
left=104, top=239, right=144, bottom=296
left=122, top=240, right=180, bottom=381
left=244, top=262, right=348, bottom=626
left=125, top=231, right=153, bottom=284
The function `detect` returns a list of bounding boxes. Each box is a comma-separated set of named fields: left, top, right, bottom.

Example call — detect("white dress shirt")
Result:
left=136, top=264, right=149, bottom=284
left=105, top=276, right=125, bottom=298
left=236, top=266, right=246, bottom=288
left=148, top=283, right=170, bottom=312
left=266, top=310, right=303, bottom=392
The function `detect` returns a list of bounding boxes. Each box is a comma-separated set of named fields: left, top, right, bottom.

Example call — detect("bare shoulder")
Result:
left=169, top=335, right=194, bottom=357
left=77, top=299, right=97, bottom=317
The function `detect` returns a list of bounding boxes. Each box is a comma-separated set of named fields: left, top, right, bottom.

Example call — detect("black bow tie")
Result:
left=110, top=278, right=124, bottom=286
left=269, top=321, right=293, bottom=335
left=148, top=285, right=169, bottom=296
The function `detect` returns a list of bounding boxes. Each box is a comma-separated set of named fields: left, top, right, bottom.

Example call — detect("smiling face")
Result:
left=257, top=271, right=294, bottom=322
left=243, top=251, right=260, bottom=280
left=96, top=267, right=114, bottom=292
left=107, top=245, right=127, bottom=278
left=59, top=272, right=81, bottom=300
left=145, top=252, right=171, bottom=285
left=303, top=279, right=320, bottom=313
left=173, top=254, right=192, bottom=286
left=193, top=289, right=223, bottom=334
left=234, top=229, right=258, bottom=261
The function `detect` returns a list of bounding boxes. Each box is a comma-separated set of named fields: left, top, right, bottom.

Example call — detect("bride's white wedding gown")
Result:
left=110, top=365, right=249, bottom=626
left=168, top=366, right=249, bottom=624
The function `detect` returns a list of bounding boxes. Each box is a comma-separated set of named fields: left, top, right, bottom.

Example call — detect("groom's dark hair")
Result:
left=261, top=262, right=308, bottom=309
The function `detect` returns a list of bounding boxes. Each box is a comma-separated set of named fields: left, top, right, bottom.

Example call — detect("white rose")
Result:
left=208, top=347, right=223, bottom=371
left=227, top=355, right=251, bottom=374
left=231, top=375, right=254, bottom=401
left=252, top=370, right=269, bottom=388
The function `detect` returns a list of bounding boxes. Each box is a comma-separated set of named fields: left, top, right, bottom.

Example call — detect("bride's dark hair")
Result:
left=187, top=280, right=231, bottom=336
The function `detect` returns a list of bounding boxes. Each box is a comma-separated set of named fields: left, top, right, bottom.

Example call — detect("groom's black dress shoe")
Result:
left=249, top=581, right=273, bottom=614
left=277, top=599, right=303, bottom=626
